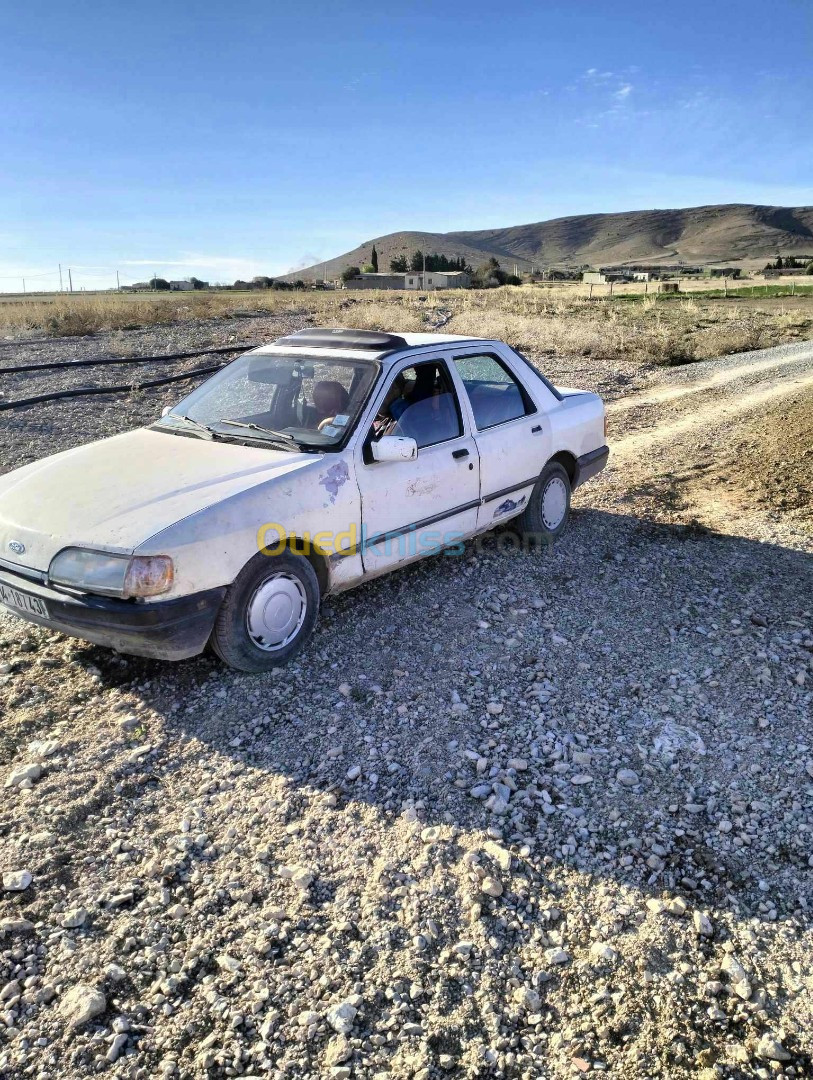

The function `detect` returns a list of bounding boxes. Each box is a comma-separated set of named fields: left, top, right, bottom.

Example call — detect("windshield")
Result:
left=158, top=351, right=379, bottom=450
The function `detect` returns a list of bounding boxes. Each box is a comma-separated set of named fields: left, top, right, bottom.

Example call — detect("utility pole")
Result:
left=116, top=270, right=120, bottom=292
left=58, top=263, right=63, bottom=292
left=422, top=250, right=426, bottom=291
left=68, top=269, right=73, bottom=293
left=22, top=279, right=25, bottom=294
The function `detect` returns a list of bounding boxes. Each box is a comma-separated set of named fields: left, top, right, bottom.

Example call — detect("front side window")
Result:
left=158, top=352, right=378, bottom=450
left=453, top=353, right=535, bottom=430
left=368, top=361, right=463, bottom=449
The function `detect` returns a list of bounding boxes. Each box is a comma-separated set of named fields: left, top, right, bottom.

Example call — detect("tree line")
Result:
left=388, top=250, right=472, bottom=274
left=341, top=249, right=521, bottom=288
left=147, top=277, right=208, bottom=290
left=764, top=255, right=813, bottom=272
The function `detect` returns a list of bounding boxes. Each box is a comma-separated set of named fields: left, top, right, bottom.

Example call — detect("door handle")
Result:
left=452, top=448, right=469, bottom=459
left=531, top=425, right=542, bottom=434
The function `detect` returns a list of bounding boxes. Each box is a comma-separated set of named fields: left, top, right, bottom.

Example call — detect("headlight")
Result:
left=123, top=556, right=174, bottom=597
left=49, top=549, right=174, bottom=598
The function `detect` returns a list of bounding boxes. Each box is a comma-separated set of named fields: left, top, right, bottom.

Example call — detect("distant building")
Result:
left=169, top=280, right=194, bottom=291
left=341, top=273, right=408, bottom=290
left=404, top=271, right=470, bottom=290
left=341, top=271, right=470, bottom=291
left=597, top=264, right=701, bottom=280
left=582, top=271, right=633, bottom=285
left=530, top=269, right=581, bottom=282
left=763, top=267, right=809, bottom=278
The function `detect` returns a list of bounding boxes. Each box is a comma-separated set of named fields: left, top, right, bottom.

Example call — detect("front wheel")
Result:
left=210, top=551, right=320, bottom=672
left=516, top=461, right=571, bottom=547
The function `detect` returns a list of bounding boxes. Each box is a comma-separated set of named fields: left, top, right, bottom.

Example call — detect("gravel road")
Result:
left=1, top=325, right=812, bottom=1079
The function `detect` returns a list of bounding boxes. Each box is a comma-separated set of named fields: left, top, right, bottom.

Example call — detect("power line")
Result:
left=0, top=270, right=59, bottom=280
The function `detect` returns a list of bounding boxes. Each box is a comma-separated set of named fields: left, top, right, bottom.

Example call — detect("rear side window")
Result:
left=453, top=353, right=535, bottom=430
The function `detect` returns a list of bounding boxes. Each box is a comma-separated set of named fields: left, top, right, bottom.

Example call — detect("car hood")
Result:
left=0, top=427, right=321, bottom=571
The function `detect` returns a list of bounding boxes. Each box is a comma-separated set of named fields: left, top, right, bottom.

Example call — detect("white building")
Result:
left=341, top=271, right=470, bottom=291
left=404, top=271, right=470, bottom=290
left=169, top=280, right=195, bottom=291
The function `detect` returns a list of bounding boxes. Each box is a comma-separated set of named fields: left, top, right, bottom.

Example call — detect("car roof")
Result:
left=251, top=328, right=498, bottom=365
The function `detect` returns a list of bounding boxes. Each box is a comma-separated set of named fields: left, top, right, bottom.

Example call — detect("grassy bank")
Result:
left=2, top=286, right=812, bottom=368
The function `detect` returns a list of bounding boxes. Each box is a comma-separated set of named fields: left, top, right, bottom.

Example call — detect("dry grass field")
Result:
left=2, top=283, right=813, bottom=371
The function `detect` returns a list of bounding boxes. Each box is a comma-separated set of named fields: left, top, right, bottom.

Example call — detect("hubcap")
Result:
left=245, top=572, right=307, bottom=652
left=541, top=476, right=567, bottom=530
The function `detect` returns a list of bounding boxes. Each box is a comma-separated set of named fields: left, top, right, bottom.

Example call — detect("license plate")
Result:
left=0, top=583, right=49, bottom=620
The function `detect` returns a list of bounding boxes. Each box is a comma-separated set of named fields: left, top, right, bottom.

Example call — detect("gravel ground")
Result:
left=1, top=323, right=812, bottom=1079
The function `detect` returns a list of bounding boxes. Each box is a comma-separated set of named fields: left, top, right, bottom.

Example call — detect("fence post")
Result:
left=589, top=283, right=593, bottom=300
left=724, top=278, right=728, bottom=298
left=609, top=281, right=614, bottom=298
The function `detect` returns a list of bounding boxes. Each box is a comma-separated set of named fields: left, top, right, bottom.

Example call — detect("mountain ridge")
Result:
left=286, top=203, right=813, bottom=280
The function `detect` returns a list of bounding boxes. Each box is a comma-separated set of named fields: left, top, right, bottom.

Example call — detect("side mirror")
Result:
left=370, top=435, right=418, bottom=462
left=161, top=406, right=171, bottom=418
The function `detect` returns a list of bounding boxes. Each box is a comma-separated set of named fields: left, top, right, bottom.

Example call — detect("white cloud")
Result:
left=122, top=255, right=261, bottom=274
left=118, top=254, right=287, bottom=282
left=614, top=83, right=633, bottom=100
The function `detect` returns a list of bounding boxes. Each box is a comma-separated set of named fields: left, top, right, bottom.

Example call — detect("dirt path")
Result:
left=607, top=343, right=813, bottom=413
left=598, top=341, right=813, bottom=542
left=612, top=366, right=813, bottom=460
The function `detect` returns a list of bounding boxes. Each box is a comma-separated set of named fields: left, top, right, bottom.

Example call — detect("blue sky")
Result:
left=1, top=1, right=811, bottom=290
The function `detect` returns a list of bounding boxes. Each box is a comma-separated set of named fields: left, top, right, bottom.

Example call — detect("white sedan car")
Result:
left=0, top=329, right=608, bottom=670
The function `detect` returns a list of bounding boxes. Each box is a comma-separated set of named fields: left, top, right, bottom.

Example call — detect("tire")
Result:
left=210, top=551, right=320, bottom=672
left=516, top=460, right=571, bottom=547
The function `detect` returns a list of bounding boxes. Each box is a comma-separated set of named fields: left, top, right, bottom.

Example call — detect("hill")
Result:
left=287, top=203, right=813, bottom=280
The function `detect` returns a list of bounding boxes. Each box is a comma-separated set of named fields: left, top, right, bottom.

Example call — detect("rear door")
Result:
left=449, top=349, right=552, bottom=529
left=354, top=357, right=480, bottom=576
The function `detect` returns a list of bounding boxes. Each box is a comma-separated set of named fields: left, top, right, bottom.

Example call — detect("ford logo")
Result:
left=8, top=541, right=25, bottom=555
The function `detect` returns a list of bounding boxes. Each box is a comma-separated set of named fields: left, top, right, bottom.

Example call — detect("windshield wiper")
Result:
left=218, top=419, right=306, bottom=449
left=169, top=413, right=217, bottom=438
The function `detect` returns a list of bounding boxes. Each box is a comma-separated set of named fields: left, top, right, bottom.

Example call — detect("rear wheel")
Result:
left=516, top=461, right=571, bottom=547
left=210, top=551, right=319, bottom=672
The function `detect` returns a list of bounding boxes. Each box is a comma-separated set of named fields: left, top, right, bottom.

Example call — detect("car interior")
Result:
left=368, top=361, right=462, bottom=449
left=452, top=354, right=534, bottom=429
left=216, top=356, right=376, bottom=444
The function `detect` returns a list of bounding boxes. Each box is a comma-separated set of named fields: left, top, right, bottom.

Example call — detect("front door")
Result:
left=355, top=358, right=480, bottom=576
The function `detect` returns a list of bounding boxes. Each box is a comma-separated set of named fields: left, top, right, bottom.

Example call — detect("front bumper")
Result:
left=0, top=564, right=225, bottom=661
left=574, top=445, right=610, bottom=489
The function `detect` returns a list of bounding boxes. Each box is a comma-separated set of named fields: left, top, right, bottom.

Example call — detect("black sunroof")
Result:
left=273, top=328, right=410, bottom=352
